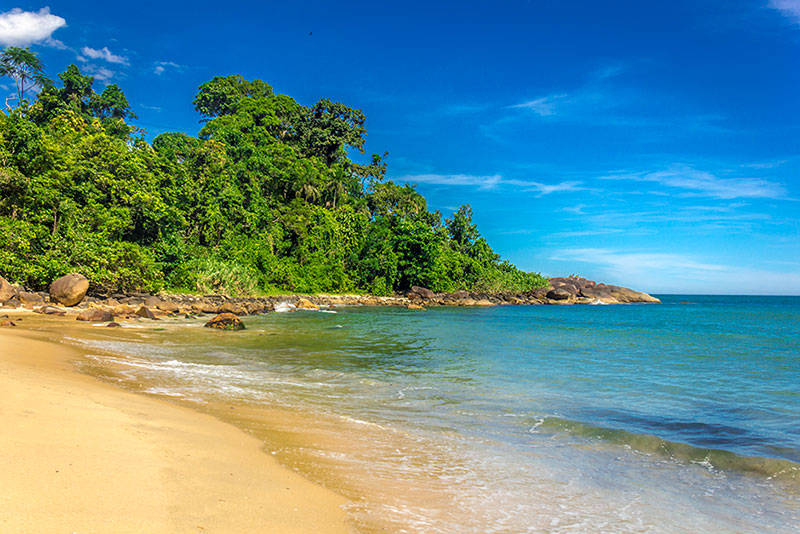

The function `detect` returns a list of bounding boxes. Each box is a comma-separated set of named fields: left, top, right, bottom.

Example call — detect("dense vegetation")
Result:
left=0, top=47, right=547, bottom=295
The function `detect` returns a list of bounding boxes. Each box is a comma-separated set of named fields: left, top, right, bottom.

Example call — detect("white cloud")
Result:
left=395, top=173, right=584, bottom=195
left=80, top=46, right=129, bottom=65
left=154, top=60, right=181, bottom=75
left=769, top=0, right=800, bottom=23
left=82, top=64, right=115, bottom=82
left=0, top=7, right=66, bottom=47
left=511, top=93, right=570, bottom=116
left=600, top=164, right=788, bottom=200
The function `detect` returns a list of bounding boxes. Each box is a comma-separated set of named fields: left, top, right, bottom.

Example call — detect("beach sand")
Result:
left=0, top=319, right=350, bottom=534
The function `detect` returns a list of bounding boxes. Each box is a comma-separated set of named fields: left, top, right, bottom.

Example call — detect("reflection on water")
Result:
left=63, top=296, right=800, bottom=533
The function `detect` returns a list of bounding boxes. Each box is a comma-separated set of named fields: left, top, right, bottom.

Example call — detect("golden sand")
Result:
left=0, top=319, right=350, bottom=533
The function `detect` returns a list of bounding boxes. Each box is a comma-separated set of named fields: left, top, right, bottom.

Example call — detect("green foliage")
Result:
left=0, top=46, right=51, bottom=105
left=0, top=66, right=547, bottom=296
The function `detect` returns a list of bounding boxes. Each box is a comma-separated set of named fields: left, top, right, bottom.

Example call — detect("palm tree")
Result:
left=0, top=47, right=51, bottom=108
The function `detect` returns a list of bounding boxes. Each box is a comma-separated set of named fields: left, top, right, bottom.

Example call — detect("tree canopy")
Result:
left=0, top=59, right=547, bottom=295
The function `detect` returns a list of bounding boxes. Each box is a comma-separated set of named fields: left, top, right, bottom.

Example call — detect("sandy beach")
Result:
left=0, top=317, right=350, bottom=534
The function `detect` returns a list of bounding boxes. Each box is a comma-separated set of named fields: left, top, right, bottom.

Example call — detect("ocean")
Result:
left=71, top=295, right=800, bottom=533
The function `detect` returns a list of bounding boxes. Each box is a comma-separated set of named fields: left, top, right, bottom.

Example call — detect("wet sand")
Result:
left=0, top=316, right=350, bottom=534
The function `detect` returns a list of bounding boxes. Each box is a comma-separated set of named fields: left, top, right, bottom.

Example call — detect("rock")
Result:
left=17, top=291, right=44, bottom=307
left=204, top=312, right=245, bottom=331
left=145, top=296, right=162, bottom=308
left=76, top=309, right=114, bottom=322
left=33, top=305, right=67, bottom=316
left=451, top=290, right=470, bottom=299
left=407, top=304, right=425, bottom=310
left=113, top=304, right=136, bottom=316
left=105, top=298, right=121, bottom=307
left=218, top=301, right=248, bottom=315
left=246, top=302, right=266, bottom=315
left=135, top=306, right=157, bottom=319
left=474, top=299, right=496, bottom=306
left=1, top=299, right=20, bottom=309
left=106, top=322, right=121, bottom=328
left=546, top=288, right=572, bottom=301
left=0, top=275, right=17, bottom=302
left=409, top=286, right=435, bottom=299
left=0, top=320, right=16, bottom=327
left=296, top=298, right=320, bottom=311
left=49, top=273, right=89, bottom=307
left=193, top=301, right=220, bottom=314
left=156, top=300, right=180, bottom=313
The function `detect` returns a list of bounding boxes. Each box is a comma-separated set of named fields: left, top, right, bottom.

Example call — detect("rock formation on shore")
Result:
left=0, top=273, right=659, bottom=320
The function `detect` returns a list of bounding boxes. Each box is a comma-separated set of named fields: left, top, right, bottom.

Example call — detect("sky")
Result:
left=1, top=1, right=799, bottom=294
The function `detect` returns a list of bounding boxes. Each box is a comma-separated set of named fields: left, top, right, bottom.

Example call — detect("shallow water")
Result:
left=69, top=295, right=800, bottom=533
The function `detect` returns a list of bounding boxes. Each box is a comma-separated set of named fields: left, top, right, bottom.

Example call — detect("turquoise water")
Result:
left=73, top=295, right=800, bottom=533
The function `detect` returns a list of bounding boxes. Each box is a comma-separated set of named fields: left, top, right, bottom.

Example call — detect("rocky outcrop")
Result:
left=204, top=312, right=245, bottom=331
left=76, top=309, right=114, bottom=322
left=49, top=273, right=89, bottom=307
left=408, top=286, right=435, bottom=299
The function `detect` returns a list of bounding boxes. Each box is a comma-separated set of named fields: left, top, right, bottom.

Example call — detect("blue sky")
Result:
left=1, top=1, right=799, bottom=294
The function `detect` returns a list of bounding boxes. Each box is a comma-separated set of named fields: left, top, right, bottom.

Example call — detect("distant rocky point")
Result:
left=0, top=274, right=659, bottom=323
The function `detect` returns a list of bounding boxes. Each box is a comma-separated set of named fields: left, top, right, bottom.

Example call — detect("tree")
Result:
left=193, top=75, right=273, bottom=119
left=0, top=47, right=51, bottom=108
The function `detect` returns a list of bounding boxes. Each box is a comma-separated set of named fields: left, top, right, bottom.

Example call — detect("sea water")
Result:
left=71, top=295, right=800, bottom=533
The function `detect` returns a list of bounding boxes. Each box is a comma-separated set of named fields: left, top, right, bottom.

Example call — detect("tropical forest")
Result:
left=0, top=46, right=547, bottom=295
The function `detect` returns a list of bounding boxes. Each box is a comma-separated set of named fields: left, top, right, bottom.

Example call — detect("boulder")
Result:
left=18, top=291, right=44, bottom=307
left=474, top=299, right=496, bottom=306
left=106, top=322, right=121, bottom=328
left=76, top=309, right=114, bottom=322
left=218, top=301, right=248, bottom=315
left=0, top=320, right=16, bottom=327
left=156, top=300, right=180, bottom=313
left=49, top=273, right=89, bottom=307
left=296, top=298, right=320, bottom=311
left=144, top=296, right=162, bottom=308
left=1, top=299, right=19, bottom=309
left=407, top=304, right=425, bottom=310
left=135, top=306, right=157, bottom=319
left=113, top=304, right=136, bottom=316
left=0, top=275, right=17, bottom=302
left=409, top=286, right=435, bottom=299
left=450, top=290, right=470, bottom=300
left=33, top=305, right=67, bottom=316
left=204, top=312, right=245, bottom=331
left=546, top=288, right=572, bottom=301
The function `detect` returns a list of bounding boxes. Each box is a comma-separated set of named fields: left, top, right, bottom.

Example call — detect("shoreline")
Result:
left=0, top=314, right=351, bottom=534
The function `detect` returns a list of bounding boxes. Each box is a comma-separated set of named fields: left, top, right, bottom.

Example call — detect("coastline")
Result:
left=0, top=313, right=351, bottom=534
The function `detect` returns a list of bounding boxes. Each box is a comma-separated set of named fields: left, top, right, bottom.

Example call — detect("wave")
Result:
left=530, top=416, right=800, bottom=484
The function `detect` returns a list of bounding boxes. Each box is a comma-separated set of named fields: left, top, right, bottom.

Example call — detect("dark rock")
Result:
left=76, top=309, right=114, bottom=322
left=0, top=320, right=16, bottom=327
left=49, top=273, right=89, bottom=307
left=204, top=312, right=245, bottom=331
left=451, top=290, right=470, bottom=299
left=546, top=288, right=572, bottom=301
left=135, top=306, right=157, bottom=319
left=106, top=322, right=121, bottom=328
left=409, top=286, right=435, bottom=299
